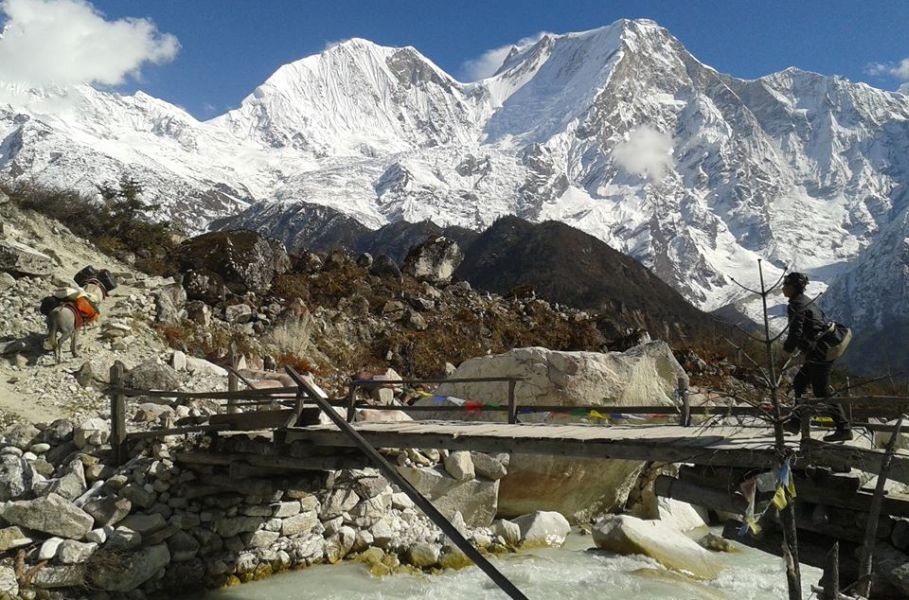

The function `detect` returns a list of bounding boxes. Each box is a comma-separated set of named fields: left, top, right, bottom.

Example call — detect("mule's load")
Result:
left=43, top=266, right=114, bottom=363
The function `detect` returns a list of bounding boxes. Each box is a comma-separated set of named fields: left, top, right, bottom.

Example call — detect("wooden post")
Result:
left=857, top=415, right=904, bottom=597
left=678, top=374, right=691, bottom=427
left=507, top=379, right=517, bottom=424
left=346, top=384, right=358, bottom=423
left=109, top=361, right=127, bottom=465
left=821, top=541, right=840, bottom=600
left=227, top=347, right=239, bottom=414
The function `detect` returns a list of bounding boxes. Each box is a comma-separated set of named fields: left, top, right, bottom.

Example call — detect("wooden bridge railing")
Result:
left=105, top=359, right=909, bottom=465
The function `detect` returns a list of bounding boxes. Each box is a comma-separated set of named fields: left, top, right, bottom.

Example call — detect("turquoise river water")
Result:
left=201, top=529, right=821, bottom=600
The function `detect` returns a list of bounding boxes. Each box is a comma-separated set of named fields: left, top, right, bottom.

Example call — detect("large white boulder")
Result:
left=512, top=511, right=571, bottom=547
left=592, top=515, right=722, bottom=579
left=657, top=498, right=709, bottom=532
left=435, top=342, right=686, bottom=411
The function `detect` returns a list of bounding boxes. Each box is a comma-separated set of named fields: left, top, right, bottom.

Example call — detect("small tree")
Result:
left=97, top=175, right=160, bottom=237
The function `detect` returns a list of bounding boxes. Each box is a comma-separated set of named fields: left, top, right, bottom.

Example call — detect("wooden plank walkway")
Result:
left=285, top=421, right=909, bottom=480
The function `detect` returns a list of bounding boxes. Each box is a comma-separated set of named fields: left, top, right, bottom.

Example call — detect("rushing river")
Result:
left=203, top=530, right=821, bottom=600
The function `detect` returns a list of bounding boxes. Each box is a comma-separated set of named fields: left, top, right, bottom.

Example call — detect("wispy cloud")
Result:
left=459, top=32, right=548, bottom=81
left=864, top=57, right=909, bottom=92
left=0, top=0, right=179, bottom=87
left=612, top=125, right=675, bottom=182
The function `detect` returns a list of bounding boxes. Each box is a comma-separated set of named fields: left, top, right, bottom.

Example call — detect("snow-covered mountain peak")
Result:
left=3, top=17, right=909, bottom=366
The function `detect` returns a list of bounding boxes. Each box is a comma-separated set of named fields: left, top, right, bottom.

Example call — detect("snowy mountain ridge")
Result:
left=2, top=18, right=908, bottom=354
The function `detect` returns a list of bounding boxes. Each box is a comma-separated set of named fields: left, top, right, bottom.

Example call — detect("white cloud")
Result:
left=612, top=125, right=675, bottom=181
left=459, top=32, right=548, bottom=81
left=864, top=57, right=909, bottom=90
left=0, top=0, right=179, bottom=87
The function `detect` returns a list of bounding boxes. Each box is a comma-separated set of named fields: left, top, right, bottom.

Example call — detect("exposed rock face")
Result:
left=0, top=239, right=54, bottom=277
left=402, top=237, right=463, bottom=283
left=498, top=456, right=643, bottom=522
left=177, top=230, right=290, bottom=296
left=397, top=465, right=499, bottom=527
left=592, top=514, right=722, bottom=579
left=0, top=493, right=94, bottom=539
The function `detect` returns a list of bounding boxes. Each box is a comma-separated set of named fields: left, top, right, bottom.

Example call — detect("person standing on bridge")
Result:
left=781, top=272, right=852, bottom=442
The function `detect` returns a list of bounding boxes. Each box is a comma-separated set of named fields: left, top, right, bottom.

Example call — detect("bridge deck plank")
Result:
left=283, top=421, right=909, bottom=484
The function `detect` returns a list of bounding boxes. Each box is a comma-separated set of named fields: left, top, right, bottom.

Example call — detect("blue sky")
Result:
left=3, top=0, right=909, bottom=118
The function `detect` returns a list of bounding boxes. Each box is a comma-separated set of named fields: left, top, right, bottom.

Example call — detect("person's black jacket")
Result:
left=783, top=293, right=829, bottom=361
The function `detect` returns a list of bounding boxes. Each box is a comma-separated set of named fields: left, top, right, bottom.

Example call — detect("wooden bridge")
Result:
left=104, top=363, right=909, bottom=597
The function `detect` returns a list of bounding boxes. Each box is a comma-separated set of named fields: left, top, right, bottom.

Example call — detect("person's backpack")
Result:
left=812, top=321, right=853, bottom=361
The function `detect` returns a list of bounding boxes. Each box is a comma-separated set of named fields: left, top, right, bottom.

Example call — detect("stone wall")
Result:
left=0, top=421, right=555, bottom=600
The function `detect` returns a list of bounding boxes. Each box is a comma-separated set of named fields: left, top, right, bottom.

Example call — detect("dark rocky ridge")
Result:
left=455, top=216, right=725, bottom=344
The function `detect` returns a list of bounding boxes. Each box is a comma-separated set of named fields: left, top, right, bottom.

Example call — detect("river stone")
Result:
left=444, top=451, right=475, bottom=481
left=698, top=533, right=734, bottom=553
left=0, top=526, right=31, bottom=552
left=407, top=542, right=441, bottom=568
left=0, top=454, right=34, bottom=500
left=0, top=493, right=94, bottom=538
left=84, top=495, right=132, bottom=527
left=57, top=539, right=97, bottom=564
left=494, top=519, right=522, bottom=546
left=513, top=511, right=571, bottom=547
left=90, top=543, right=171, bottom=592
left=592, top=515, right=722, bottom=579
left=470, top=452, right=508, bottom=480
left=398, top=465, right=499, bottom=527
left=0, top=565, right=16, bottom=596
